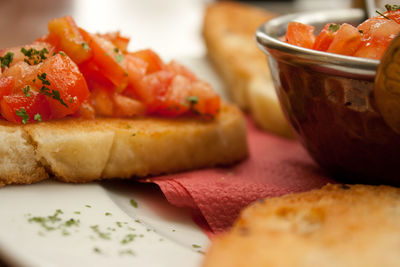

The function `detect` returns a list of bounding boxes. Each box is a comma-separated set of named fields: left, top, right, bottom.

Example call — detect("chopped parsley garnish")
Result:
left=16, top=108, right=29, bottom=124
left=65, top=218, right=80, bottom=227
left=359, top=30, right=363, bottom=34
left=115, top=53, right=124, bottom=63
left=130, top=199, right=138, bottom=208
left=192, top=244, right=201, bottom=248
left=113, top=47, right=119, bottom=53
left=90, top=225, right=111, bottom=240
left=0, top=52, right=14, bottom=68
left=21, top=47, right=48, bottom=65
left=105, top=212, right=112, bottom=216
left=37, top=73, right=68, bottom=108
left=22, top=85, right=31, bottom=97
left=186, top=96, right=199, bottom=105
left=119, top=249, right=135, bottom=256
left=93, top=247, right=102, bottom=254
left=27, top=209, right=79, bottom=235
left=385, top=4, right=400, bottom=11
left=59, top=51, right=66, bottom=57
left=376, top=10, right=391, bottom=20
left=81, top=42, right=90, bottom=50
left=187, top=96, right=199, bottom=113
left=328, top=23, right=340, bottom=32
left=34, top=113, right=42, bottom=122
left=70, top=97, right=74, bottom=103
left=37, top=73, right=50, bottom=85
left=132, top=133, right=136, bottom=136
left=121, top=234, right=137, bottom=244
left=85, top=205, right=92, bottom=208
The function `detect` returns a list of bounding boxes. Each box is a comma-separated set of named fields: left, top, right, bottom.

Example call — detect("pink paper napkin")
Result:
left=146, top=119, right=332, bottom=235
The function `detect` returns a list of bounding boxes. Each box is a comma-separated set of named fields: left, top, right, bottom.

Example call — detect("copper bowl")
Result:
left=256, top=9, right=400, bottom=185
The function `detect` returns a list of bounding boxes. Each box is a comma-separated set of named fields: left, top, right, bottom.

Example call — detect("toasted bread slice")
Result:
left=0, top=103, right=247, bottom=186
left=203, top=2, right=293, bottom=137
left=203, top=184, right=400, bottom=267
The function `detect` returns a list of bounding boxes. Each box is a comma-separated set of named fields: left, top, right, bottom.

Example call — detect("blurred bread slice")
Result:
left=203, top=184, right=400, bottom=267
left=0, top=103, right=247, bottom=186
left=203, top=2, right=293, bottom=137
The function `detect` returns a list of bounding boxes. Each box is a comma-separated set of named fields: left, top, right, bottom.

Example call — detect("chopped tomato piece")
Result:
left=0, top=76, right=14, bottom=100
left=113, top=93, right=146, bottom=117
left=129, top=49, right=164, bottom=74
left=137, top=70, right=174, bottom=114
left=0, top=42, right=55, bottom=68
left=1, top=92, right=51, bottom=123
left=313, top=24, right=339, bottom=51
left=100, top=32, right=130, bottom=53
left=72, top=99, right=95, bottom=119
left=286, top=22, right=315, bottom=49
left=80, top=29, right=128, bottom=91
left=165, top=61, right=197, bottom=81
left=123, top=54, right=148, bottom=97
left=2, top=62, right=39, bottom=92
left=79, top=60, right=115, bottom=92
left=327, top=23, right=362, bottom=56
left=355, top=19, right=400, bottom=59
left=36, top=53, right=90, bottom=119
left=48, top=16, right=92, bottom=64
left=91, top=88, right=114, bottom=116
left=387, top=9, right=400, bottom=24
left=189, top=81, right=220, bottom=116
left=157, top=75, right=193, bottom=116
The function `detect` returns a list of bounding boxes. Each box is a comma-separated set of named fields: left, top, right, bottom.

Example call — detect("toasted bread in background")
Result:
left=203, top=2, right=293, bottom=138
left=203, top=184, right=400, bottom=267
left=0, top=103, right=247, bottom=186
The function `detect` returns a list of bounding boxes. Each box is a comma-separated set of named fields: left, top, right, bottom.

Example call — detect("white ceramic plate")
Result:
left=0, top=57, right=225, bottom=267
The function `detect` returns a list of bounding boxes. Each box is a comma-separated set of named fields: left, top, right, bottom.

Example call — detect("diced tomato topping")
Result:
left=123, top=54, right=148, bottom=98
left=286, top=22, right=315, bottom=49
left=327, top=23, right=362, bottom=56
left=0, top=76, right=14, bottom=100
left=0, top=42, right=55, bottom=68
left=1, top=92, right=51, bottom=124
left=112, top=93, right=146, bottom=117
left=165, top=61, right=197, bottom=82
left=137, top=70, right=175, bottom=114
left=0, top=16, right=221, bottom=124
left=80, top=29, right=128, bottom=91
left=36, top=54, right=90, bottom=119
left=129, top=49, right=164, bottom=74
left=313, top=24, right=338, bottom=51
left=91, top=88, right=114, bottom=116
left=73, top=99, right=95, bottom=119
left=100, top=32, right=130, bottom=53
left=189, top=81, right=220, bottom=116
left=47, top=16, right=92, bottom=64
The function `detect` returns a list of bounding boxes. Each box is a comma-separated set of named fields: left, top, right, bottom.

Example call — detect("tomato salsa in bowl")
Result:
left=256, top=8, right=400, bottom=185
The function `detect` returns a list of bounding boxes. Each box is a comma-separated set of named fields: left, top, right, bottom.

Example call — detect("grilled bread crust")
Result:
left=203, top=2, right=293, bottom=137
left=0, top=103, right=247, bottom=186
left=203, top=184, right=400, bottom=267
